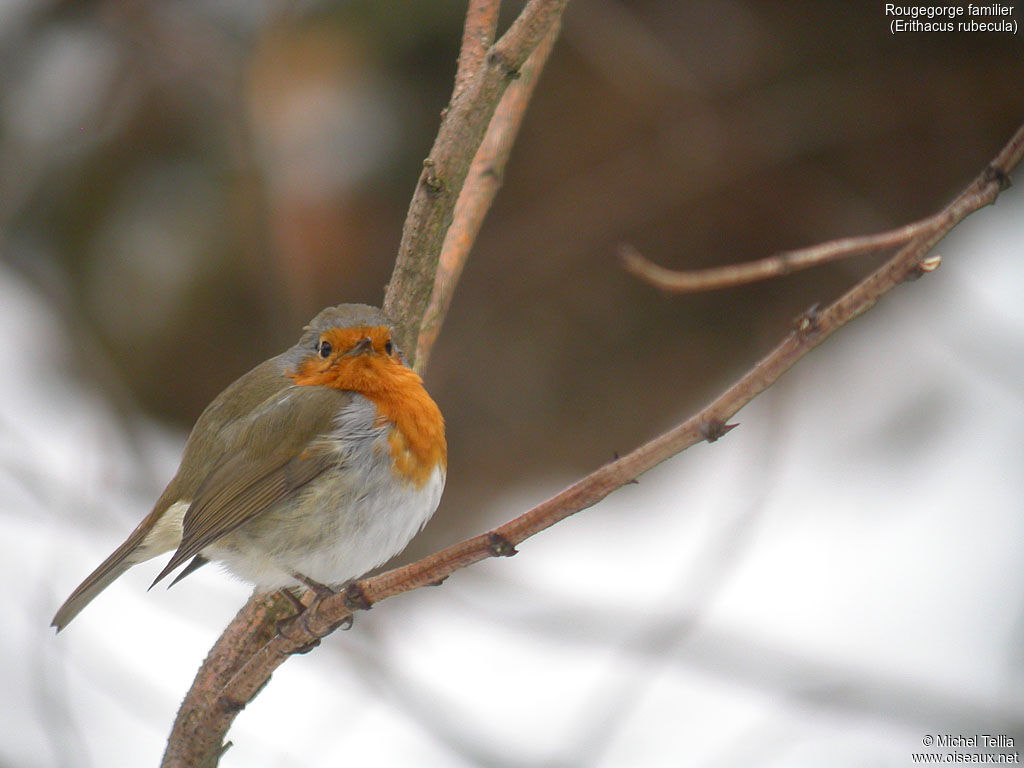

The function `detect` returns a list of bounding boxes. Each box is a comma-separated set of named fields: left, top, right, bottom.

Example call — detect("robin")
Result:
left=52, top=304, right=446, bottom=631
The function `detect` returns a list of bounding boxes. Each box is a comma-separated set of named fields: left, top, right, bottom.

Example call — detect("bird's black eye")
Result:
left=318, top=340, right=332, bottom=358
left=385, top=340, right=394, bottom=355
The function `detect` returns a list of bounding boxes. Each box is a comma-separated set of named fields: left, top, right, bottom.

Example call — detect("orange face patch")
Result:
left=289, top=326, right=398, bottom=387
left=289, top=325, right=446, bottom=487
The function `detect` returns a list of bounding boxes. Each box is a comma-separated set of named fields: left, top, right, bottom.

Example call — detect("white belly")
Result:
left=223, top=463, right=446, bottom=589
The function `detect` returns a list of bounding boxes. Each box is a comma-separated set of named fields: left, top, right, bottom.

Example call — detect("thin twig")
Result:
left=210, top=122, right=1024, bottom=719
left=620, top=213, right=939, bottom=293
left=416, top=20, right=561, bottom=372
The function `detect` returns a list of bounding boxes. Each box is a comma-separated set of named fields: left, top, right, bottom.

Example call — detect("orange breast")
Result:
left=366, top=365, right=447, bottom=488
left=289, top=329, right=446, bottom=488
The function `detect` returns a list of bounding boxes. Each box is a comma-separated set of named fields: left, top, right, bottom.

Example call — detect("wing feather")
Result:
left=152, top=386, right=351, bottom=586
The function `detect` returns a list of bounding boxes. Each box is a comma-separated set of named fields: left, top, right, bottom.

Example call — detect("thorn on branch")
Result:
left=794, top=303, right=822, bottom=337
left=486, top=48, right=521, bottom=80
left=701, top=419, right=739, bottom=443
left=611, top=450, right=640, bottom=482
left=903, top=253, right=943, bottom=282
left=984, top=164, right=1012, bottom=191
left=488, top=532, right=518, bottom=557
left=421, top=159, right=445, bottom=195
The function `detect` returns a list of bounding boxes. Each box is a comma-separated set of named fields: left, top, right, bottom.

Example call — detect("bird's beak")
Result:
left=349, top=337, right=374, bottom=356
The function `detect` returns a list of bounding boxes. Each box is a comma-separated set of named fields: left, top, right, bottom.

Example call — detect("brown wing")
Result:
left=151, top=385, right=351, bottom=586
left=50, top=356, right=301, bottom=630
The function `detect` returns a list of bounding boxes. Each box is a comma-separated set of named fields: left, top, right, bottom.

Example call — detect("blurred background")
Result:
left=1, top=1, right=1023, bottom=766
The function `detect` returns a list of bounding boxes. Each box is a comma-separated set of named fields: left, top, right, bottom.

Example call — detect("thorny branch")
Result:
left=163, top=116, right=1024, bottom=766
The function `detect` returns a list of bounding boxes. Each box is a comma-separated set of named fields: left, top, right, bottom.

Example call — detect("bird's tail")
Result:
left=51, top=548, right=141, bottom=631
left=51, top=502, right=184, bottom=631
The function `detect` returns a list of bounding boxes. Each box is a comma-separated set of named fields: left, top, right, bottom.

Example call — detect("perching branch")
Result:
left=169, top=120, right=1023, bottom=766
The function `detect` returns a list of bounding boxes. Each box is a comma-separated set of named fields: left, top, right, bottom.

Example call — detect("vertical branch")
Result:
left=383, top=0, right=572, bottom=363
left=416, top=20, right=561, bottom=371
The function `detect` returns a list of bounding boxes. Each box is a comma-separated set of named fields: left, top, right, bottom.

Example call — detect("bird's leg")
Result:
left=278, top=587, right=307, bottom=615
left=291, top=571, right=338, bottom=601
left=286, top=571, right=357, bottom=637
left=273, top=587, right=321, bottom=650
left=273, top=575, right=342, bottom=650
